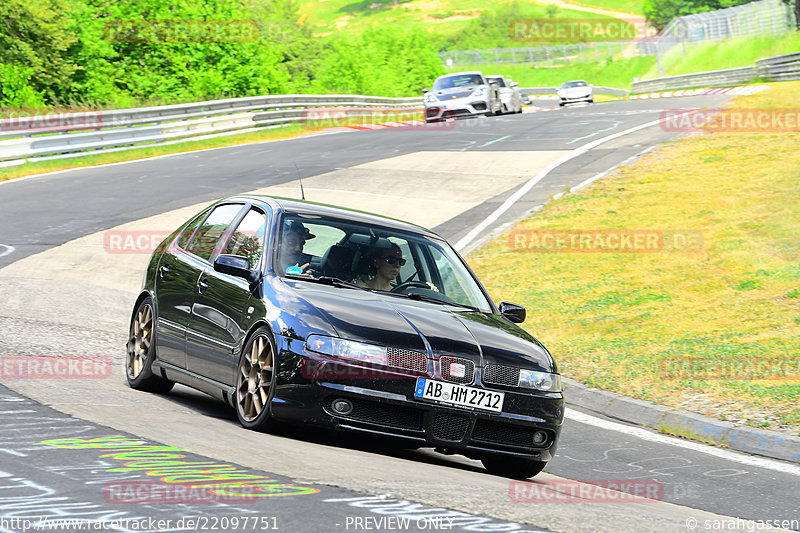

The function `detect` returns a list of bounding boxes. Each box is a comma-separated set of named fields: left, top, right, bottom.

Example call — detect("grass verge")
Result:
left=449, top=56, right=656, bottom=89
left=647, top=31, right=800, bottom=79
left=468, top=81, right=800, bottom=435
left=0, top=124, right=336, bottom=183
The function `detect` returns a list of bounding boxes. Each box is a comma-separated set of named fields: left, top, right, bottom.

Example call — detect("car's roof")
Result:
left=227, top=195, right=441, bottom=239
left=486, top=74, right=505, bottom=79
left=436, top=71, right=484, bottom=78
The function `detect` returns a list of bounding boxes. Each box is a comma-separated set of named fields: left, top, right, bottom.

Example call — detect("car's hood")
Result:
left=283, top=280, right=556, bottom=372
left=433, top=86, right=483, bottom=100
left=560, top=87, right=592, bottom=97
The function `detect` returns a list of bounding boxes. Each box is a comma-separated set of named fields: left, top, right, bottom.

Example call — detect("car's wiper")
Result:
left=395, top=292, right=479, bottom=311
left=284, top=274, right=368, bottom=291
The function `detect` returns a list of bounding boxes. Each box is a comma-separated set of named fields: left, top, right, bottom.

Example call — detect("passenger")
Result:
left=278, top=220, right=315, bottom=274
left=357, top=243, right=406, bottom=291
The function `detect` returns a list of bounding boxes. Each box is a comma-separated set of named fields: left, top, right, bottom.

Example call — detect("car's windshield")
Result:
left=276, top=213, right=493, bottom=312
left=561, top=81, right=588, bottom=88
left=487, top=76, right=506, bottom=88
left=432, top=74, right=485, bottom=90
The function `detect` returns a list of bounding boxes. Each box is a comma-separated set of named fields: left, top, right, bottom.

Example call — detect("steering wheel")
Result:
left=391, top=281, right=431, bottom=293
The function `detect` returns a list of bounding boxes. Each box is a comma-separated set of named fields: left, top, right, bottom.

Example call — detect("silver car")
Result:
left=486, top=75, right=523, bottom=114
left=557, top=80, right=594, bottom=106
left=423, top=71, right=501, bottom=123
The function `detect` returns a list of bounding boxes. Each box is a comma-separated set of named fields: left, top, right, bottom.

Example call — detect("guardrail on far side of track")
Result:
left=632, top=50, right=800, bottom=94
left=0, top=94, right=423, bottom=167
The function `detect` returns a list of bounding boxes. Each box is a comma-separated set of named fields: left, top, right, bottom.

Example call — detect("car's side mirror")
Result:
left=499, top=301, right=526, bottom=323
left=214, top=254, right=258, bottom=283
left=510, top=82, right=519, bottom=87
left=422, top=88, right=430, bottom=93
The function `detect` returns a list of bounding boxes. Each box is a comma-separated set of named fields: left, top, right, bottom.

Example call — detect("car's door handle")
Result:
left=159, top=264, right=170, bottom=278
left=197, top=278, right=208, bottom=293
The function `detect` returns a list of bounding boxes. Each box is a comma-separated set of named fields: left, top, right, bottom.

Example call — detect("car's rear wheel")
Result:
left=126, top=297, right=174, bottom=394
left=481, top=455, right=547, bottom=479
left=235, top=327, right=277, bottom=431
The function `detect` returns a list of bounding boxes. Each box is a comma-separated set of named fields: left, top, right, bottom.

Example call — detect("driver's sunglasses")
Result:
left=381, top=256, right=406, bottom=266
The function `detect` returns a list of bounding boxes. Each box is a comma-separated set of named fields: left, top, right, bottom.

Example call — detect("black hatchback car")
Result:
left=126, top=195, right=563, bottom=478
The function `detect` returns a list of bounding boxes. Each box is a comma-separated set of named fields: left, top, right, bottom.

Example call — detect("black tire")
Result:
left=482, top=456, right=547, bottom=479
left=235, top=327, right=278, bottom=431
left=126, top=297, right=174, bottom=394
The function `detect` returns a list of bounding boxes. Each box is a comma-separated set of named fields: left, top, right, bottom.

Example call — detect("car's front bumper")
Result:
left=271, top=336, right=563, bottom=461
left=559, top=93, right=593, bottom=104
left=424, top=97, right=492, bottom=122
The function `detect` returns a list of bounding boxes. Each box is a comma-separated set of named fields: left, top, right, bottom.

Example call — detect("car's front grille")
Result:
left=483, top=364, right=520, bottom=387
left=440, top=356, right=475, bottom=385
left=431, top=412, right=470, bottom=441
left=472, top=420, right=551, bottom=449
left=325, top=398, right=423, bottom=430
left=386, top=347, right=428, bottom=375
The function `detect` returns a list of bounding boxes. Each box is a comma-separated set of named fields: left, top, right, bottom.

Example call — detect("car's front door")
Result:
left=185, top=206, right=269, bottom=385
left=156, top=203, right=245, bottom=369
left=154, top=209, right=209, bottom=369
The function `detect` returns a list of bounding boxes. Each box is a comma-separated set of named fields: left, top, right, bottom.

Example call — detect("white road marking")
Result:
left=0, top=244, right=14, bottom=258
left=0, top=449, right=27, bottom=457
left=566, top=409, right=800, bottom=476
left=454, top=110, right=702, bottom=251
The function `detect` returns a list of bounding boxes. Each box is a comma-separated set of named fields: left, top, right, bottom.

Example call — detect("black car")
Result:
left=126, top=195, right=563, bottom=478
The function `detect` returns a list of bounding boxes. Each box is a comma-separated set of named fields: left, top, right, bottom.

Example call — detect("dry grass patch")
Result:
left=469, top=81, right=800, bottom=434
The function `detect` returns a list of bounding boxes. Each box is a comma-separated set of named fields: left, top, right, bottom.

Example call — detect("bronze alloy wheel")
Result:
left=235, top=328, right=277, bottom=430
left=127, top=302, right=152, bottom=380
left=125, top=297, right=174, bottom=394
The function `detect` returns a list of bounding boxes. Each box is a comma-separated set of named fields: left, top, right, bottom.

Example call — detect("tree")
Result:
left=0, top=0, right=78, bottom=103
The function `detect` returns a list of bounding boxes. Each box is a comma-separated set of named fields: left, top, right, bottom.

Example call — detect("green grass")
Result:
left=647, top=30, right=800, bottom=79
left=447, top=55, right=656, bottom=89
left=468, top=81, right=800, bottom=434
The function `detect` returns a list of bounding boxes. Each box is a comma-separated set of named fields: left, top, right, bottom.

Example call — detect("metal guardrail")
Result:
left=0, top=94, right=423, bottom=165
left=631, top=50, right=800, bottom=93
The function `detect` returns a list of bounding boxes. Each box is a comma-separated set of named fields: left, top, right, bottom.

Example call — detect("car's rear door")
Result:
left=155, top=203, right=245, bottom=369
left=185, top=205, right=269, bottom=385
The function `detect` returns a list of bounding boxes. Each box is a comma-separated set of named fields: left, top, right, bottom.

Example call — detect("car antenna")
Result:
left=294, top=163, right=305, bottom=200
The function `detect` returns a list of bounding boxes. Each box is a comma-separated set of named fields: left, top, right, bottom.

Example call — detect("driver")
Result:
left=357, top=242, right=405, bottom=291
left=278, top=220, right=315, bottom=274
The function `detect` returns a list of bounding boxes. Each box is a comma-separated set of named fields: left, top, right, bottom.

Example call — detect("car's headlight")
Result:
left=425, top=93, right=438, bottom=104
left=518, top=369, right=562, bottom=392
left=472, top=87, right=487, bottom=98
left=306, top=335, right=387, bottom=365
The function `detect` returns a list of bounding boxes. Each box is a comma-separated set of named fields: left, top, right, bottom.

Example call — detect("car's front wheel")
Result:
left=235, top=327, right=278, bottom=431
left=481, top=455, right=547, bottom=479
left=126, top=297, right=174, bottom=394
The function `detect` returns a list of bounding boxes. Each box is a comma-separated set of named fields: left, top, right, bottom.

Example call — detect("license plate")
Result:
left=414, top=378, right=504, bottom=413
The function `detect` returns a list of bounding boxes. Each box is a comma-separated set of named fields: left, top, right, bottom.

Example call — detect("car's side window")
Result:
left=176, top=209, right=210, bottom=250
left=185, top=204, right=244, bottom=262
left=221, top=208, right=268, bottom=270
